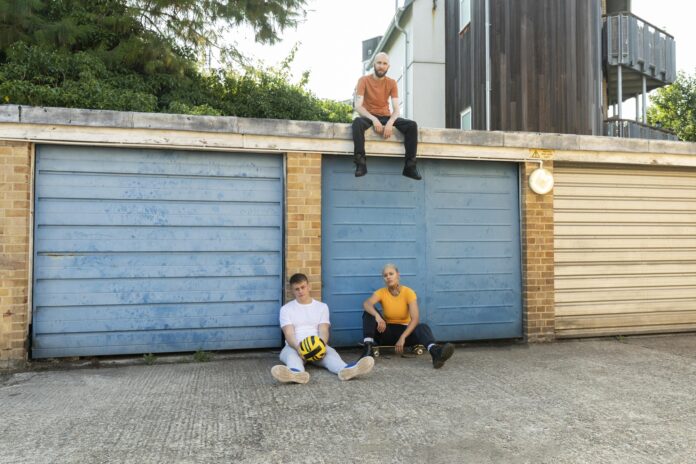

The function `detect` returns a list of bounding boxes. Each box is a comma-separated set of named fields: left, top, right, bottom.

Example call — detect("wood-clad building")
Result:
left=445, top=0, right=604, bottom=135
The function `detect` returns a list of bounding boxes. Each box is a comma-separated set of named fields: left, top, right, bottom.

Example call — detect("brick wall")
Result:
left=0, top=141, right=32, bottom=367
left=521, top=160, right=555, bottom=342
left=284, top=152, right=322, bottom=302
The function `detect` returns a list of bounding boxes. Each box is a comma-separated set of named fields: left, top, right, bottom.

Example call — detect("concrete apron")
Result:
left=1, top=335, right=695, bottom=463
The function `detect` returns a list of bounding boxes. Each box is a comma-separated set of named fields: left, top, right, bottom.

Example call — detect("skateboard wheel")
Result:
left=373, top=348, right=380, bottom=358
left=415, top=347, right=424, bottom=355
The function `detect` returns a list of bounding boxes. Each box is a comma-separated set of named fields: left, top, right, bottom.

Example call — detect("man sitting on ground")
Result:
left=271, top=273, right=375, bottom=384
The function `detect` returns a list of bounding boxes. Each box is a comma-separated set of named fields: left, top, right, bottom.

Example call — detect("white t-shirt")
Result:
left=279, top=299, right=330, bottom=343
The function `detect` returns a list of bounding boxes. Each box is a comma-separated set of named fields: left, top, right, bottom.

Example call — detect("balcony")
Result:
left=603, top=12, right=676, bottom=105
left=604, top=118, right=678, bottom=141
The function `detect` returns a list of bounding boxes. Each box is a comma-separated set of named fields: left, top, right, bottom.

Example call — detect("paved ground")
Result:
left=2, top=335, right=696, bottom=464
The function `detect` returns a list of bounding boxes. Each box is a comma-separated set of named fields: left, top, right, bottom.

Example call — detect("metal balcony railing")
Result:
left=604, top=118, right=678, bottom=141
left=604, top=13, right=676, bottom=84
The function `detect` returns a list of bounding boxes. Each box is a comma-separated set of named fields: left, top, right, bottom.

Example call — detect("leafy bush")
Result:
left=648, top=72, right=696, bottom=142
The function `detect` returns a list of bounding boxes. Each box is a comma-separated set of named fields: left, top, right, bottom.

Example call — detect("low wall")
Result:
left=1, top=105, right=694, bottom=362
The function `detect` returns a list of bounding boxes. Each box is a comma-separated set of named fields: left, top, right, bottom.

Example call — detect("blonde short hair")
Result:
left=382, top=263, right=399, bottom=274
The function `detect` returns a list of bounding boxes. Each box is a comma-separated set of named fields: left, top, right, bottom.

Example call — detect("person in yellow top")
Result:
left=361, top=263, right=455, bottom=368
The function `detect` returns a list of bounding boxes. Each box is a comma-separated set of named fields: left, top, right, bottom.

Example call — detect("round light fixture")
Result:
left=529, top=168, right=554, bottom=195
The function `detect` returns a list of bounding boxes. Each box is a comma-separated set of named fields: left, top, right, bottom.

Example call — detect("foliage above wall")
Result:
left=648, top=72, right=696, bottom=142
left=0, top=0, right=352, bottom=123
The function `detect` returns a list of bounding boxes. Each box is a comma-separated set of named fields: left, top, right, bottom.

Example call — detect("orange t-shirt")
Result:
left=373, top=286, right=417, bottom=325
left=356, top=75, right=398, bottom=117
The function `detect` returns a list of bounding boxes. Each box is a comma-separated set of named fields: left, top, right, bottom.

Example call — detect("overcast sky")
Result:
left=234, top=0, right=696, bottom=102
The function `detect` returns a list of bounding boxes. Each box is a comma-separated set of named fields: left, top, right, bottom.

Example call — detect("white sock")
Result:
left=427, top=343, right=436, bottom=351
left=364, top=337, right=374, bottom=344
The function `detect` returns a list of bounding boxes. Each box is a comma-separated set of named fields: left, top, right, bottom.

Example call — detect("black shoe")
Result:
left=360, top=342, right=374, bottom=359
left=402, top=164, right=421, bottom=180
left=355, top=163, right=367, bottom=177
left=354, top=156, right=367, bottom=177
left=430, top=343, right=454, bottom=369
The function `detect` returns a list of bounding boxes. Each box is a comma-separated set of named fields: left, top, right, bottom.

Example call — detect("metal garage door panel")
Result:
left=32, top=145, right=283, bottom=358
left=554, top=163, right=696, bottom=338
left=321, top=157, right=425, bottom=346
left=322, top=156, right=521, bottom=346
left=425, top=162, right=522, bottom=340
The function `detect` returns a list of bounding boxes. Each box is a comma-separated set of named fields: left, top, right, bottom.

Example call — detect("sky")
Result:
left=234, top=0, right=696, bottom=102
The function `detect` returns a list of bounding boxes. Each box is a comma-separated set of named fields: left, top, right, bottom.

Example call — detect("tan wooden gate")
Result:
left=554, top=163, right=696, bottom=337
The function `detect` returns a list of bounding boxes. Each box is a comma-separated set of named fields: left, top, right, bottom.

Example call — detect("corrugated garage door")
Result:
left=322, top=155, right=522, bottom=346
left=32, top=145, right=283, bottom=358
left=555, top=163, right=696, bottom=337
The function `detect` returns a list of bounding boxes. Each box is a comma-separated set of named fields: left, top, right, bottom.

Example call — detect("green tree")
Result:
left=647, top=71, right=696, bottom=142
left=0, top=0, right=352, bottom=122
left=0, top=0, right=307, bottom=64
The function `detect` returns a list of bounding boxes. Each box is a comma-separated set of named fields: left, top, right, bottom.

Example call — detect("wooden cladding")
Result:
left=446, top=0, right=603, bottom=135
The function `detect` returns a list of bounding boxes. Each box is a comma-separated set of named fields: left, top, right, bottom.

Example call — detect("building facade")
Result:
left=361, top=0, right=446, bottom=129
left=365, top=0, right=676, bottom=139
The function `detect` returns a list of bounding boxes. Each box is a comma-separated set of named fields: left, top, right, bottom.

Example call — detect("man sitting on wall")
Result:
left=352, top=52, right=421, bottom=180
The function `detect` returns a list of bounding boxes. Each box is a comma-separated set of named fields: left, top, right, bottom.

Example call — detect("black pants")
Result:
left=362, top=312, right=435, bottom=347
left=352, top=116, right=418, bottom=163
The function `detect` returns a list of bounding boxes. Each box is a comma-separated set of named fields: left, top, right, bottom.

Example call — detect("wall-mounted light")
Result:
left=528, top=167, right=554, bottom=195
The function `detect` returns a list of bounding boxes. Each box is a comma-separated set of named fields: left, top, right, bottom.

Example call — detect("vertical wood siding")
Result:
left=445, top=0, right=603, bottom=134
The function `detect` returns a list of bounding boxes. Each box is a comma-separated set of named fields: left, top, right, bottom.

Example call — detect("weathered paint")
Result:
left=322, top=156, right=522, bottom=346
left=32, top=145, right=283, bottom=357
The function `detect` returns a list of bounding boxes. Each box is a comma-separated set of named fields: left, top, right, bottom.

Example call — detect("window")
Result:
left=460, top=108, right=472, bottom=130
left=460, top=107, right=472, bottom=130
left=459, top=0, right=471, bottom=32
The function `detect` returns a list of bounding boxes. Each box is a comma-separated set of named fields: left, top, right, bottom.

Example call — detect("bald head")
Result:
left=374, top=52, right=390, bottom=62
left=373, top=52, right=390, bottom=78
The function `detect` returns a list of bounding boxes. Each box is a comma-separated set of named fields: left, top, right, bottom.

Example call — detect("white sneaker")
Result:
left=338, top=356, right=375, bottom=381
left=271, top=365, right=310, bottom=384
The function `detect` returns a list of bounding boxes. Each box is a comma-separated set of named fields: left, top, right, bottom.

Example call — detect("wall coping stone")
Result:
left=1, top=104, right=695, bottom=156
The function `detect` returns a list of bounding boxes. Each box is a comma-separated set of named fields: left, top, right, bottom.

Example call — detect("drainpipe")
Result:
left=635, top=93, right=640, bottom=122
left=617, top=65, right=623, bottom=121
left=485, top=0, right=491, bottom=130
left=394, top=1, right=409, bottom=118
left=642, top=75, right=647, bottom=124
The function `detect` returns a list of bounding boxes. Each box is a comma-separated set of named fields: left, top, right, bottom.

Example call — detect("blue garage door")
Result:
left=322, top=156, right=521, bottom=346
left=32, top=145, right=283, bottom=358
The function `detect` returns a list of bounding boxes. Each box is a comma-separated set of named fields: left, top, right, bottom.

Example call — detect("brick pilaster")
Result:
left=0, top=141, right=32, bottom=367
left=284, top=152, right=322, bottom=302
left=521, top=160, right=555, bottom=342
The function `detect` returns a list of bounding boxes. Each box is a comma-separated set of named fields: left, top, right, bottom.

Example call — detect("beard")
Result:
left=373, top=68, right=387, bottom=78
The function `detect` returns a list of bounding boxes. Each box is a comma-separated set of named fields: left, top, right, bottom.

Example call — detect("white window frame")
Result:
left=459, top=0, right=471, bottom=32
left=460, top=107, right=472, bottom=130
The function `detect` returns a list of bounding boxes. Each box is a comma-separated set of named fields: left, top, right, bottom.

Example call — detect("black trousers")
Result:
left=352, top=116, right=418, bottom=162
left=362, top=312, right=435, bottom=347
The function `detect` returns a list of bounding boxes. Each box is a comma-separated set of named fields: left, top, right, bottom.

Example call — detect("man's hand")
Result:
left=383, top=122, right=394, bottom=139
left=375, top=315, right=387, bottom=333
left=395, top=335, right=406, bottom=354
left=373, top=119, right=384, bottom=134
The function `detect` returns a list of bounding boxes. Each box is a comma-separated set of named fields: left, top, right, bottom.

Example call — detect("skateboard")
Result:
left=360, top=343, right=426, bottom=358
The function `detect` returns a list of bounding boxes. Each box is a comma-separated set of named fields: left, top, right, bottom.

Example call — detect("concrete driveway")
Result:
left=2, top=335, right=695, bottom=463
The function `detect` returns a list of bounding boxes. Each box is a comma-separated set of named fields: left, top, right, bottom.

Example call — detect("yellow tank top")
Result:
left=374, top=286, right=417, bottom=324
